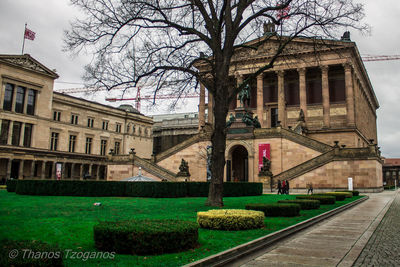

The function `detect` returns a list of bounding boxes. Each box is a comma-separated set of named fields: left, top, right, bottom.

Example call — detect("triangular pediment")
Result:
left=232, top=35, right=352, bottom=61
left=0, top=54, right=59, bottom=79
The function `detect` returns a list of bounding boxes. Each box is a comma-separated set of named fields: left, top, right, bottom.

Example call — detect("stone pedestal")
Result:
left=176, top=175, right=190, bottom=182
left=259, top=175, right=273, bottom=192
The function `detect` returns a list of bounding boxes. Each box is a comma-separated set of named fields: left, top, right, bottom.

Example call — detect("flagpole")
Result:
left=21, top=23, right=27, bottom=55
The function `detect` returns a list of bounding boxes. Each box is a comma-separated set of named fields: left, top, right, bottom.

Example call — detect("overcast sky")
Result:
left=1, top=0, right=399, bottom=158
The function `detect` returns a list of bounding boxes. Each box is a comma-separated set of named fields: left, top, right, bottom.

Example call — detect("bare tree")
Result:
left=65, top=0, right=367, bottom=206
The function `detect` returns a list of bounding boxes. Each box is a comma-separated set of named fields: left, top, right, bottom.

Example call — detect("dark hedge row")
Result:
left=314, top=193, right=346, bottom=201
left=278, top=199, right=320, bottom=210
left=0, top=240, right=63, bottom=267
left=94, top=219, right=198, bottom=255
left=14, top=180, right=262, bottom=197
left=245, top=203, right=301, bottom=217
left=6, top=179, right=17, bottom=192
left=335, top=190, right=360, bottom=196
left=296, top=195, right=336, bottom=204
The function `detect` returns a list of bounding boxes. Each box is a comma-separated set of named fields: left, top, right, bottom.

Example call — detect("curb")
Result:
left=184, top=196, right=369, bottom=267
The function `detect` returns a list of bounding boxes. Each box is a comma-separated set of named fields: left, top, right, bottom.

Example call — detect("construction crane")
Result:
left=362, top=55, right=400, bottom=62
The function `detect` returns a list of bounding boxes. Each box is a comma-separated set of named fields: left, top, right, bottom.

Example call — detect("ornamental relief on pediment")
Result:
left=3, top=58, right=49, bottom=75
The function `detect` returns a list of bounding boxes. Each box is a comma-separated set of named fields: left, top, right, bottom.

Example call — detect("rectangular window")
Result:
left=102, top=121, right=108, bottom=130
left=69, top=135, right=76, bottom=152
left=100, top=140, right=107, bottom=156
left=85, top=137, right=92, bottom=154
left=329, top=66, right=346, bottom=103
left=71, top=114, right=78, bottom=124
left=53, top=111, right=61, bottom=121
left=263, top=74, right=278, bottom=103
left=26, top=89, right=36, bottom=115
left=306, top=69, right=322, bottom=104
left=0, top=120, right=10, bottom=144
left=3, top=83, right=14, bottom=111
left=284, top=71, right=300, bottom=106
left=50, top=132, right=59, bottom=151
left=15, top=86, right=26, bottom=113
left=116, top=123, right=121, bottom=133
left=11, top=121, right=22, bottom=146
left=23, top=123, right=33, bottom=147
left=114, top=141, right=120, bottom=155
left=87, top=118, right=94, bottom=128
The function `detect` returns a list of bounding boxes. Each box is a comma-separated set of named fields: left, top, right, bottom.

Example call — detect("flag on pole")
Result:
left=24, top=27, right=36, bottom=40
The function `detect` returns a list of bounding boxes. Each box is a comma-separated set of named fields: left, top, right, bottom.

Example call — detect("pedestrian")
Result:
left=282, top=180, right=286, bottom=194
left=285, top=180, right=290, bottom=195
left=277, top=180, right=282, bottom=194
left=307, top=183, right=313, bottom=195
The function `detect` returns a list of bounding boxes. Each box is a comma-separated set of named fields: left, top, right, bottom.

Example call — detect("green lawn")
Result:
left=0, top=190, right=362, bottom=266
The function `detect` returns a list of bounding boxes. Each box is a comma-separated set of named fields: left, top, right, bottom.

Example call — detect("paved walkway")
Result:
left=236, top=190, right=397, bottom=267
left=353, top=190, right=400, bottom=267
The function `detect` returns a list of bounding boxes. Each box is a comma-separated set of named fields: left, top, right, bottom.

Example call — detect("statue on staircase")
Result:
left=259, top=156, right=272, bottom=177
left=177, top=158, right=190, bottom=177
left=238, top=84, right=251, bottom=107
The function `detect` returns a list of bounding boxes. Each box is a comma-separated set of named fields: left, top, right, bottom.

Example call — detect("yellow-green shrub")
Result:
left=197, top=209, right=264, bottom=230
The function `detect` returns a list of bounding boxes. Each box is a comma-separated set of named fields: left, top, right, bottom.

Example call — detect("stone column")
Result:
left=6, top=158, right=12, bottom=179
left=18, top=160, right=24, bottom=179
left=96, top=165, right=100, bottom=180
left=344, top=63, right=355, bottom=126
left=256, top=74, right=264, bottom=127
left=30, top=161, right=35, bottom=179
left=89, top=164, right=93, bottom=179
left=23, top=89, right=29, bottom=114
left=236, top=75, right=243, bottom=108
left=61, top=162, right=66, bottom=180
left=207, top=90, right=214, bottom=126
left=198, top=82, right=206, bottom=130
left=41, top=161, right=46, bottom=179
left=52, top=161, right=57, bottom=179
left=19, top=122, right=25, bottom=146
left=321, top=65, right=330, bottom=128
left=277, top=71, right=286, bottom=127
left=298, top=68, right=307, bottom=122
left=71, top=163, right=76, bottom=179
left=80, top=164, right=84, bottom=180
left=0, top=83, right=5, bottom=108
left=11, top=86, right=17, bottom=112
left=7, top=121, right=13, bottom=145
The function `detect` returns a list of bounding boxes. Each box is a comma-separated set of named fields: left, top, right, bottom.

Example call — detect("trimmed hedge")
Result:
left=0, top=239, right=63, bottom=267
left=245, top=203, right=300, bottom=217
left=278, top=199, right=320, bottom=210
left=335, top=190, right=359, bottom=196
left=197, top=209, right=264, bottom=230
left=94, top=219, right=198, bottom=255
left=6, top=179, right=17, bottom=192
left=312, top=193, right=346, bottom=201
left=15, top=180, right=263, bottom=197
left=324, top=192, right=352, bottom=200
left=296, top=195, right=336, bottom=205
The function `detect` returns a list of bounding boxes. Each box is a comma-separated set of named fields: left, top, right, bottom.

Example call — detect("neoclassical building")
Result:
left=0, top=54, right=153, bottom=182
left=139, top=33, right=382, bottom=191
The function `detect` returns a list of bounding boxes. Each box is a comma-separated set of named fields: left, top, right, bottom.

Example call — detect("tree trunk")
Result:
left=206, top=82, right=229, bottom=207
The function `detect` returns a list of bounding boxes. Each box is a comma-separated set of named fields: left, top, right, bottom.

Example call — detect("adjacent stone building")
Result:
left=0, top=54, right=153, bottom=182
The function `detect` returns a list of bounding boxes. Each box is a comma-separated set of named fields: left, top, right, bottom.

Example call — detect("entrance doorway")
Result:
left=230, top=145, right=248, bottom=182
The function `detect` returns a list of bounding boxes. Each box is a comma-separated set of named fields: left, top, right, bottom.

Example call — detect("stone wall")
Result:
left=157, top=141, right=210, bottom=182
left=291, top=159, right=382, bottom=191
left=107, top=164, right=161, bottom=181
left=354, top=79, right=378, bottom=143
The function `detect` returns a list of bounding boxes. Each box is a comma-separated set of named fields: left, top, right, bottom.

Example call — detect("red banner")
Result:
left=258, top=144, right=271, bottom=171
